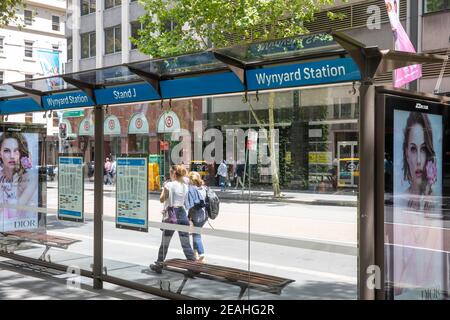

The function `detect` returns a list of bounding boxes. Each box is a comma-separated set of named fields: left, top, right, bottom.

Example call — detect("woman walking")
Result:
left=150, top=165, right=196, bottom=273
left=186, top=171, right=208, bottom=262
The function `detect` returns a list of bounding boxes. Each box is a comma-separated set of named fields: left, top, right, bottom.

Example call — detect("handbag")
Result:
left=162, top=206, right=177, bottom=224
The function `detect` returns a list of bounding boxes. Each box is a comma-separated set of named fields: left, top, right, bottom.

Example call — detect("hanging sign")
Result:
left=104, top=115, right=121, bottom=135
left=58, top=154, right=84, bottom=222
left=115, top=154, right=148, bottom=232
left=157, top=111, right=181, bottom=133
left=128, top=113, right=149, bottom=134
left=78, top=117, right=94, bottom=136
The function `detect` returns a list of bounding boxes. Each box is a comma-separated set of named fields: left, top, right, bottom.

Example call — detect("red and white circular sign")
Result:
left=108, top=119, right=115, bottom=130
left=165, top=116, right=173, bottom=128
left=135, top=118, right=143, bottom=129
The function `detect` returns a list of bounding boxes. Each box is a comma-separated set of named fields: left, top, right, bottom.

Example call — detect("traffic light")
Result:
left=59, top=122, right=67, bottom=139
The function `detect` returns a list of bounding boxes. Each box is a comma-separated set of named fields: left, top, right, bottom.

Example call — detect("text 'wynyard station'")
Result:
left=255, top=65, right=347, bottom=87
left=247, top=58, right=361, bottom=90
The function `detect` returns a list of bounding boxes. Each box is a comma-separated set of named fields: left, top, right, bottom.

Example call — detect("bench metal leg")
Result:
left=39, top=246, right=51, bottom=261
left=238, top=285, right=248, bottom=300
left=176, top=275, right=190, bottom=295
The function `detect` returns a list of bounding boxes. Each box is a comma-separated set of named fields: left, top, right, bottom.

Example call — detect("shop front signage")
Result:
left=115, top=155, right=148, bottom=232
left=78, top=117, right=94, bottom=136
left=246, top=57, right=361, bottom=91
left=104, top=115, right=121, bottom=135
left=63, top=110, right=84, bottom=118
left=308, top=152, right=332, bottom=165
left=157, top=111, right=181, bottom=133
left=58, top=155, right=84, bottom=222
left=128, top=113, right=149, bottom=134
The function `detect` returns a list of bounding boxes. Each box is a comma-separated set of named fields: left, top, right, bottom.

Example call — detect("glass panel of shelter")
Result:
left=0, top=108, right=95, bottom=275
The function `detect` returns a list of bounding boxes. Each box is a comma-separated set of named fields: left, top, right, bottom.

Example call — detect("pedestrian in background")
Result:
left=216, top=160, right=228, bottom=192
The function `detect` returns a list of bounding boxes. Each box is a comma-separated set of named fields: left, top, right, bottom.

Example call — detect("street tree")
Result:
left=0, top=0, right=25, bottom=27
left=132, top=0, right=347, bottom=197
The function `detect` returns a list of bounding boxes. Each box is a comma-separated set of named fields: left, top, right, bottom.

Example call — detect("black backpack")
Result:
left=205, top=187, right=220, bottom=220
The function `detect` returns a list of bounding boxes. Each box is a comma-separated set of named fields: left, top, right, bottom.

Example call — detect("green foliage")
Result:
left=0, top=0, right=25, bottom=27
left=133, top=0, right=348, bottom=58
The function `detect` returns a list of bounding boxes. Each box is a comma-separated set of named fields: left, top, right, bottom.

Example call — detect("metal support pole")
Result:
left=358, top=82, right=376, bottom=300
left=93, top=105, right=104, bottom=289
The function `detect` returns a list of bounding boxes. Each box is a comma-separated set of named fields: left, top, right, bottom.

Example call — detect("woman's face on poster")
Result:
left=406, top=124, right=427, bottom=187
left=0, top=138, right=20, bottom=170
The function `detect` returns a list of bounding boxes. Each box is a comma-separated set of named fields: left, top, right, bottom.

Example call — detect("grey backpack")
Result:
left=205, top=187, right=220, bottom=220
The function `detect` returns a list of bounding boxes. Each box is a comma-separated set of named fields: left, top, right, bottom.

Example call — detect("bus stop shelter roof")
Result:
left=0, top=31, right=447, bottom=113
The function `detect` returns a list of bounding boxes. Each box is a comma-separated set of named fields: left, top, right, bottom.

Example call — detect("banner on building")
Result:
left=37, top=49, right=62, bottom=90
left=384, top=0, right=422, bottom=88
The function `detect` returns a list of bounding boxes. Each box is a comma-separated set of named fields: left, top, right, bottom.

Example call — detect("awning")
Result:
left=0, top=31, right=447, bottom=115
left=157, top=111, right=181, bottom=133
left=78, top=117, right=94, bottom=136
left=128, top=113, right=149, bottom=134
left=104, top=114, right=121, bottom=135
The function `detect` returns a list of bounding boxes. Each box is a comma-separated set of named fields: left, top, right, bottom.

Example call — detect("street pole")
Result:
left=358, top=81, right=376, bottom=300
left=93, top=105, right=104, bottom=289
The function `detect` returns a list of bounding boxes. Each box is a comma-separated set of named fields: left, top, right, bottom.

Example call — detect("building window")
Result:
left=0, top=71, right=4, bottom=84
left=105, top=0, right=122, bottom=10
left=424, top=0, right=450, bottom=13
left=130, top=21, right=142, bottom=49
left=24, top=10, right=33, bottom=25
left=25, top=74, right=33, bottom=89
left=81, top=32, right=96, bottom=58
left=0, top=37, right=4, bottom=54
left=105, top=25, right=121, bottom=54
left=67, top=37, right=73, bottom=61
left=24, top=41, right=33, bottom=58
left=52, top=16, right=60, bottom=31
left=81, top=0, right=96, bottom=16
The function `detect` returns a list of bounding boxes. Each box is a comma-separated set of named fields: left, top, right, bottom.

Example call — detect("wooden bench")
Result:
left=162, top=258, right=295, bottom=299
left=0, top=230, right=81, bottom=262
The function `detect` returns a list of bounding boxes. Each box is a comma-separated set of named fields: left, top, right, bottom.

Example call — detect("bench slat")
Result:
left=163, top=259, right=294, bottom=288
left=3, top=231, right=80, bottom=247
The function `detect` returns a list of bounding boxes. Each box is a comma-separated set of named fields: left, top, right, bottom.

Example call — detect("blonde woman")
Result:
left=186, top=171, right=208, bottom=261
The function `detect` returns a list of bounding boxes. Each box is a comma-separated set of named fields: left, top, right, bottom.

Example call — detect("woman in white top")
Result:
left=150, top=165, right=196, bottom=273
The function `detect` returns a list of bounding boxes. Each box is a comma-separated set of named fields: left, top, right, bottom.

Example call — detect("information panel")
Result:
left=115, top=154, right=148, bottom=232
left=377, top=91, right=449, bottom=300
left=58, top=154, right=84, bottom=222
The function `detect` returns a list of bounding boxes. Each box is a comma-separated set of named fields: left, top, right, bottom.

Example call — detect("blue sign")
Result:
left=161, top=71, right=245, bottom=99
left=0, top=98, right=42, bottom=115
left=95, top=83, right=160, bottom=105
left=58, top=156, right=84, bottom=222
left=246, top=58, right=361, bottom=90
left=43, top=91, right=94, bottom=109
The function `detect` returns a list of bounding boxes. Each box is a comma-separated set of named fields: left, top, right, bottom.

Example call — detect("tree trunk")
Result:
left=267, top=92, right=281, bottom=197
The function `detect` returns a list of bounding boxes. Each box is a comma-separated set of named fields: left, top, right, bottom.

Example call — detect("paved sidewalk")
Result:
left=47, top=181, right=357, bottom=207
left=0, top=258, right=164, bottom=300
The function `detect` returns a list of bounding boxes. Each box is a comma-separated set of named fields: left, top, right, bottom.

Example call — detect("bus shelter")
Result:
left=0, top=31, right=448, bottom=300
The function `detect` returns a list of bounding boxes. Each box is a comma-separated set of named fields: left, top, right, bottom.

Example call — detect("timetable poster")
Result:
left=115, top=155, right=148, bottom=232
left=58, top=155, right=84, bottom=222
